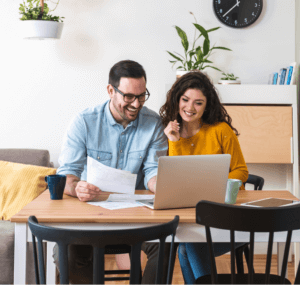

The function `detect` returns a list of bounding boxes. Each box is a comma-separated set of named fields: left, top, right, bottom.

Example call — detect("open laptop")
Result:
left=137, top=154, right=231, bottom=210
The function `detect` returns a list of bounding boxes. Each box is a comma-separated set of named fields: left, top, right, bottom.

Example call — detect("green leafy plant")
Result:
left=220, top=72, right=239, bottom=80
left=19, top=0, right=64, bottom=22
left=167, top=12, right=231, bottom=72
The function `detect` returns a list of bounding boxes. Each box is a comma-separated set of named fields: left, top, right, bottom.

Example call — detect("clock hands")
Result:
left=223, top=0, right=240, bottom=17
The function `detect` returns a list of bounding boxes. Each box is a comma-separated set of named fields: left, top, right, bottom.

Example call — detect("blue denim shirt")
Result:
left=57, top=100, right=168, bottom=190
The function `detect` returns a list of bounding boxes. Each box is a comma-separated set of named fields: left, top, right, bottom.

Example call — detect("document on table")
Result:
left=87, top=156, right=137, bottom=194
left=87, top=194, right=155, bottom=210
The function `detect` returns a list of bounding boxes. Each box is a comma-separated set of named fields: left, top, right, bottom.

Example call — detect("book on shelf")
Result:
left=287, top=62, right=297, bottom=85
left=284, top=66, right=290, bottom=85
left=278, top=68, right=287, bottom=85
left=268, top=73, right=274, bottom=84
left=272, top=72, right=278, bottom=85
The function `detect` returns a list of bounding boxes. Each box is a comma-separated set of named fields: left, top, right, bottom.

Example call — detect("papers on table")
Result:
left=107, top=194, right=155, bottom=202
left=87, top=156, right=137, bottom=194
left=87, top=194, right=155, bottom=210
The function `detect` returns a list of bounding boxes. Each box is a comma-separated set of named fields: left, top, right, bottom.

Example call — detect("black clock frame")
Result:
left=213, top=0, right=263, bottom=29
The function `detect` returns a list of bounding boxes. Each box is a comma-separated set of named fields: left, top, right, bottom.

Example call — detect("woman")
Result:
left=159, top=70, right=248, bottom=284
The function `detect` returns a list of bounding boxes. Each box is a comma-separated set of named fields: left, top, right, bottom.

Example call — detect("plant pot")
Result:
left=218, top=80, right=241, bottom=85
left=176, top=70, right=190, bottom=79
left=20, top=20, right=64, bottom=40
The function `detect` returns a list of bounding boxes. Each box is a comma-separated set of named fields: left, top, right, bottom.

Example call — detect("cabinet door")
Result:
left=224, top=106, right=293, bottom=163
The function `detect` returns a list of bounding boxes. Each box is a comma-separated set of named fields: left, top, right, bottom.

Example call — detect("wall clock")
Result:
left=213, top=0, right=263, bottom=28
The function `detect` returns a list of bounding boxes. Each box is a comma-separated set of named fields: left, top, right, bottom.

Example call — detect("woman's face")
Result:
left=178, top=88, right=207, bottom=124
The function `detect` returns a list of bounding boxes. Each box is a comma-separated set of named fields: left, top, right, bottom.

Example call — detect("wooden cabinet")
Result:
left=224, top=106, right=293, bottom=163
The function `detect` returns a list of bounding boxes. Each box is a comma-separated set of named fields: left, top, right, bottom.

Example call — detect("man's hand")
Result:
left=148, top=176, right=157, bottom=193
left=65, top=175, right=101, bottom=202
left=75, top=181, right=101, bottom=202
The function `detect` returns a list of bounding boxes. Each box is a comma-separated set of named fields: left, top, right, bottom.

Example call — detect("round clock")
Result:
left=213, top=0, right=263, bottom=28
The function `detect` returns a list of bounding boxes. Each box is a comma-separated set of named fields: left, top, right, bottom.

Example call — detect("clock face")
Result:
left=213, top=0, right=263, bottom=28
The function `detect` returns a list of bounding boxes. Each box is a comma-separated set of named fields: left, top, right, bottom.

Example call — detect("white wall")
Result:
left=0, top=0, right=296, bottom=172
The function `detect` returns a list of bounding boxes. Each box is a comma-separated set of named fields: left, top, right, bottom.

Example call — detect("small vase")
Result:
left=218, top=79, right=241, bottom=85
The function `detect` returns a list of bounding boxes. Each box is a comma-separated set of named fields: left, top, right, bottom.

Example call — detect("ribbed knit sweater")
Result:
left=168, top=122, right=248, bottom=190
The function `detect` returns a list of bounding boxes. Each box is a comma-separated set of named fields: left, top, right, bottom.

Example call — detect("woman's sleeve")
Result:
left=220, top=124, right=249, bottom=184
left=168, top=140, right=183, bottom=156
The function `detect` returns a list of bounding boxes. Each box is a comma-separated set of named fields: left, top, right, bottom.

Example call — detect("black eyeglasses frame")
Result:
left=113, top=86, right=150, bottom=103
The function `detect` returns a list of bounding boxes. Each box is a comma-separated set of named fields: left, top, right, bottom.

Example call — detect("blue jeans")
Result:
left=178, top=242, right=245, bottom=284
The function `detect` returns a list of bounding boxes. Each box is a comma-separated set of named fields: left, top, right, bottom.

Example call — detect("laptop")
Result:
left=137, top=154, right=231, bottom=210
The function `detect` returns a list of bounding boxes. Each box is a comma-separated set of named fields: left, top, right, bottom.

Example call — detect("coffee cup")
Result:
left=45, top=174, right=66, bottom=200
left=225, top=179, right=242, bottom=204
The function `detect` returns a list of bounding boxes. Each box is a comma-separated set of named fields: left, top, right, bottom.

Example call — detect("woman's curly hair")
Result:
left=159, top=70, right=239, bottom=136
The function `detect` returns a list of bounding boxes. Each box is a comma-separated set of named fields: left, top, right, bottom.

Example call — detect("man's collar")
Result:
left=105, top=100, right=139, bottom=128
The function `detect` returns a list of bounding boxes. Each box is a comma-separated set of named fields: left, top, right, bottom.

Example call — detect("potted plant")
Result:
left=19, top=0, right=64, bottom=40
left=167, top=12, right=232, bottom=78
left=218, top=72, right=241, bottom=84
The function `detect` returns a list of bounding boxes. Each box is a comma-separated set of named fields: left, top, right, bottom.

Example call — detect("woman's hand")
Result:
left=164, top=120, right=180, bottom=141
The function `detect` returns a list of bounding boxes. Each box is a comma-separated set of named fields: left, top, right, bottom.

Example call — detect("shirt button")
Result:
left=119, top=168, right=122, bottom=170
left=191, top=144, right=194, bottom=147
left=121, top=132, right=124, bottom=135
left=140, top=156, right=142, bottom=159
left=120, top=150, right=123, bottom=153
left=97, top=156, right=100, bottom=159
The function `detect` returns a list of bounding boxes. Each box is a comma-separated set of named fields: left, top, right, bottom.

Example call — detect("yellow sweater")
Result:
left=168, top=122, right=248, bottom=190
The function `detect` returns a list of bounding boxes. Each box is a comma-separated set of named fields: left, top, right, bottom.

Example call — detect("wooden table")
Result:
left=11, top=190, right=299, bottom=284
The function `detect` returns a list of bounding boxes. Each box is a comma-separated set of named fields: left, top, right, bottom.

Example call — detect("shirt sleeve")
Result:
left=219, top=124, right=249, bottom=185
left=168, top=140, right=183, bottom=156
left=142, top=120, right=168, bottom=189
left=56, top=114, right=87, bottom=179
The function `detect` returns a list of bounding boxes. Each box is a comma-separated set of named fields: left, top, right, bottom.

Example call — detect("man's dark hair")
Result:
left=109, top=60, right=147, bottom=88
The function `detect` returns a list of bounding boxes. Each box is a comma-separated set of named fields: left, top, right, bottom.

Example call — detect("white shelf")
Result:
left=165, top=84, right=297, bottom=104
left=215, top=84, right=297, bottom=105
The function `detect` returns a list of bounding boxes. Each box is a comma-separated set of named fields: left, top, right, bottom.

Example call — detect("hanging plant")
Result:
left=19, top=0, right=64, bottom=39
left=19, top=0, right=64, bottom=22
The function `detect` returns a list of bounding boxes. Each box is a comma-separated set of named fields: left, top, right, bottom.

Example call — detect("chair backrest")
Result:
left=196, top=200, right=300, bottom=284
left=243, top=174, right=264, bottom=190
left=28, top=215, right=179, bottom=284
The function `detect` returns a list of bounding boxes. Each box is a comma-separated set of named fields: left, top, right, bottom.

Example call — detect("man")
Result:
left=54, top=60, right=174, bottom=284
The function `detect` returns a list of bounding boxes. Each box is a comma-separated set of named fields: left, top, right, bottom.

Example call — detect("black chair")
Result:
left=236, top=174, right=265, bottom=274
left=243, top=174, right=265, bottom=190
left=195, top=200, right=300, bottom=284
left=28, top=215, right=179, bottom=284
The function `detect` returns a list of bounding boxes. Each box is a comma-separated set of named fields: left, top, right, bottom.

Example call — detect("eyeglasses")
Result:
left=113, top=86, right=150, bottom=103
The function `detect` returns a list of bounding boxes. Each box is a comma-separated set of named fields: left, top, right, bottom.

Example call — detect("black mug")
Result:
left=45, top=174, right=66, bottom=200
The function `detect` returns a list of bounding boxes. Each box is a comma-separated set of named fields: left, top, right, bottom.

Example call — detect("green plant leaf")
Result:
left=203, top=65, right=222, bottom=72
left=207, top=27, right=221, bottom=33
left=174, top=52, right=185, bottom=59
left=203, top=59, right=213, bottom=63
left=193, top=23, right=209, bottom=40
left=212, top=46, right=232, bottom=51
left=167, top=51, right=183, bottom=62
left=203, top=38, right=210, bottom=56
left=175, top=26, right=189, bottom=52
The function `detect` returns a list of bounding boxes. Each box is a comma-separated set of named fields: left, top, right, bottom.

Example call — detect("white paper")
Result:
left=107, top=194, right=155, bottom=202
left=87, top=201, right=143, bottom=210
left=87, top=156, right=137, bottom=194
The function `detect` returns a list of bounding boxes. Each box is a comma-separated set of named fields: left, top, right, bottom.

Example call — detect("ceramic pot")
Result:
left=20, top=20, right=64, bottom=40
left=218, top=79, right=241, bottom=85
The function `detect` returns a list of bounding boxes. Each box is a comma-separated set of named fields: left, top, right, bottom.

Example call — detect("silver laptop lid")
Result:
left=154, top=154, right=231, bottom=209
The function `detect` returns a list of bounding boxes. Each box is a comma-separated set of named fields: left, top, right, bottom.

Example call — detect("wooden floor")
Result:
left=105, top=254, right=296, bottom=284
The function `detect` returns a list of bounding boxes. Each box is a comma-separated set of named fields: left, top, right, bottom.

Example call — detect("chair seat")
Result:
left=195, top=273, right=291, bottom=284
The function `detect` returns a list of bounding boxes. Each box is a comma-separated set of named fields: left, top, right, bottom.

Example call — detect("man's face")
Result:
left=108, top=77, right=146, bottom=127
